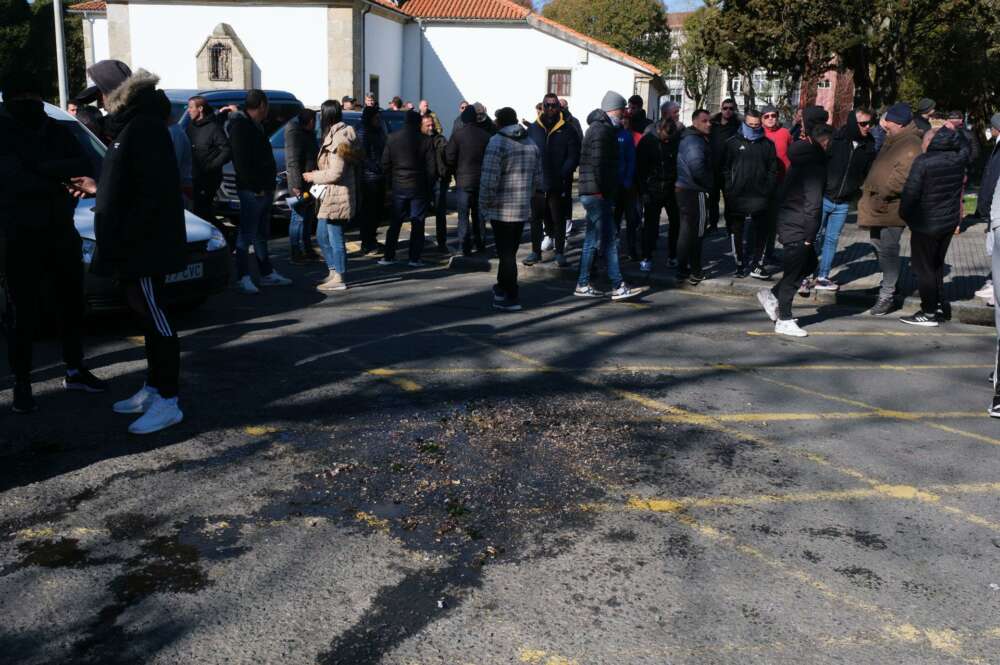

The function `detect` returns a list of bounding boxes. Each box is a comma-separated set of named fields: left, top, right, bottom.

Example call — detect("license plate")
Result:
left=165, top=263, right=204, bottom=284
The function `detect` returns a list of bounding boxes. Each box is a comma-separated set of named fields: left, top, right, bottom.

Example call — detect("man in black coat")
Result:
left=185, top=96, right=230, bottom=229
left=627, top=95, right=652, bottom=134
left=380, top=110, right=437, bottom=266
left=721, top=109, right=778, bottom=278
left=899, top=127, right=967, bottom=326
left=707, top=98, right=740, bottom=232
left=635, top=115, right=681, bottom=271
left=284, top=108, right=320, bottom=263
left=445, top=104, right=490, bottom=255
left=358, top=105, right=387, bottom=255
left=228, top=89, right=292, bottom=293
left=979, top=113, right=1000, bottom=221
left=675, top=109, right=714, bottom=283
left=523, top=93, right=581, bottom=267
left=0, top=76, right=108, bottom=414
left=69, top=61, right=187, bottom=433
left=756, top=124, right=833, bottom=338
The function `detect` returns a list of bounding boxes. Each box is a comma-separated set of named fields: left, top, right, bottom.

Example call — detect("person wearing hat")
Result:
left=574, top=90, right=641, bottom=301
left=0, top=74, right=109, bottom=414
left=914, top=98, right=935, bottom=135
left=977, top=113, right=1000, bottom=222
left=446, top=103, right=491, bottom=256
left=67, top=60, right=187, bottom=433
left=857, top=102, right=924, bottom=316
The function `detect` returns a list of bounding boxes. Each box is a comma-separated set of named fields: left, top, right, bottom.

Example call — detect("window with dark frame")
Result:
left=369, top=75, right=380, bottom=105
left=209, top=42, right=232, bottom=82
left=547, top=69, right=572, bottom=97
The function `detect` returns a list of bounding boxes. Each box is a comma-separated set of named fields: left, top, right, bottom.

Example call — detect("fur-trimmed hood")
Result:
left=105, top=69, right=160, bottom=115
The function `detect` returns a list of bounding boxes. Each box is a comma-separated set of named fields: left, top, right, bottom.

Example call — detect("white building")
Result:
left=69, top=0, right=665, bottom=134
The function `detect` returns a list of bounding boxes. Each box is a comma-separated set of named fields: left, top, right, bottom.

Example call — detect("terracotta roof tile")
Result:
left=399, top=0, right=530, bottom=20
left=67, top=0, right=106, bottom=11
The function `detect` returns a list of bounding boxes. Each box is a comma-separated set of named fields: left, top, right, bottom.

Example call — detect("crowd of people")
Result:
left=4, top=55, right=1000, bottom=430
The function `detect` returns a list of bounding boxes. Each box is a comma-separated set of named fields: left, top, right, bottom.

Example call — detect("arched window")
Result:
left=209, top=43, right=231, bottom=81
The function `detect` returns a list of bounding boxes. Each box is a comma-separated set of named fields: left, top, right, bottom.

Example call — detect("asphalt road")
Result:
left=3, top=244, right=1000, bottom=665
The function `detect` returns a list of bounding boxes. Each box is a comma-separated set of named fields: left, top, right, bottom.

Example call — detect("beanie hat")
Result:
left=803, top=105, right=829, bottom=133
left=991, top=113, right=1000, bottom=131
left=460, top=104, right=477, bottom=124
left=946, top=110, right=964, bottom=120
left=916, top=98, right=935, bottom=114
left=76, top=59, right=133, bottom=103
left=495, top=107, right=518, bottom=128
left=884, top=102, right=913, bottom=126
left=600, top=91, right=627, bottom=113
left=760, top=103, right=777, bottom=116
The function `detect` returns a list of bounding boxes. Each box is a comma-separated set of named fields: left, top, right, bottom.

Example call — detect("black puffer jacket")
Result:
left=382, top=114, right=436, bottom=193
left=92, top=70, right=186, bottom=278
left=0, top=101, right=90, bottom=235
left=824, top=111, right=876, bottom=203
left=776, top=139, right=827, bottom=245
left=185, top=109, right=230, bottom=182
left=978, top=142, right=1000, bottom=220
left=284, top=117, right=318, bottom=193
left=228, top=110, right=277, bottom=192
left=722, top=127, right=778, bottom=214
left=900, top=128, right=966, bottom=235
left=709, top=114, right=739, bottom=175
left=525, top=112, right=581, bottom=194
left=445, top=122, right=490, bottom=190
left=577, top=109, right=619, bottom=198
left=635, top=123, right=679, bottom=199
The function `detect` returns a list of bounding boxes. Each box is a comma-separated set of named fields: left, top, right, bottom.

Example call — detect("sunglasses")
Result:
left=857, top=120, right=872, bottom=127
left=543, top=102, right=560, bottom=109
left=762, top=113, right=777, bottom=119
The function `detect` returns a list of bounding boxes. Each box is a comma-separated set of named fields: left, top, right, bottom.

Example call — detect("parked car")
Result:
left=216, top=109, right=406, bottom=224
left=0, top=102, right=230, bottom=315
left=163, top=88, right=303, bottom=136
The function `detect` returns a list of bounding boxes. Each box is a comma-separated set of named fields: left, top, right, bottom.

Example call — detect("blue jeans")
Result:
left=317, top=219, right=347, bottom=274
left=455, top=187, right=482, bottom=250
left=816, top=198, right=849, bottom=279
left=578, top=194, right=623, bottom=287
left=384, top=189, right=427, bottom=261
left=236, top=190, right=274, bottom=278
left=289, top=200, right=316, bottom=254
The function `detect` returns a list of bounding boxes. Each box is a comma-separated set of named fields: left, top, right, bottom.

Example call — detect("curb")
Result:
left=448, top=254, right=995, bottom=327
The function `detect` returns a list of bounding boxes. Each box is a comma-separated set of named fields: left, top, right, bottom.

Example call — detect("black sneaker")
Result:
left=493, top=297, right=522, bottom=312
left=750, top=266, right=772, bottom=281
left=869, top=297, right=895, bottom=316
left=688, top=273, right=704, bottom=285
left=12, top=382, right=36, bottom=414
left=899, top=311, right=940, bottom=327
left=936, top=302, right=952, bottom=321
left=64, top=368, right=109, bottom=393
left=735, top=264, right=748, bottom=278
left=492, top=285, right=506, bottom=303
left=989, top=397, right=1000, bottom=419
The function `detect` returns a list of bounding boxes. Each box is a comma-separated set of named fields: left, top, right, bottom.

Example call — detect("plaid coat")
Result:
left=479, top=124, right=542, bottom=222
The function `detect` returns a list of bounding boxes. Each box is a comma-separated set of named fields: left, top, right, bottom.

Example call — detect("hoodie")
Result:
left=764, top=123, right=793, bottom=179
left=824, top=111, right=877, bottom=203
left=721, top=122, right=778, bottom=214
left=478, top=123, right=543, bottom=222
left=776, top=140, right=827, bottom=245
left=92, top=69, right=187, bottom=278
left=577, top=109, right=619, bottom=198
left=900, top=127, right=966, bottom=235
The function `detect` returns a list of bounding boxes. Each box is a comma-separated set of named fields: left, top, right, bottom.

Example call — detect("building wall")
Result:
left=417, top=23, right=640, bottom=136
left=364, top=11, right=404, bottom=108
left=125, top=3, right=329, bottom=105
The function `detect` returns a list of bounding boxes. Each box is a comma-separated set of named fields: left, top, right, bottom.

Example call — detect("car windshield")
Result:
left=176, top=100, right=302, bottom=135
left=269, top=115, right=375, bottom=148
left=58, top=119, right=105, bottom=180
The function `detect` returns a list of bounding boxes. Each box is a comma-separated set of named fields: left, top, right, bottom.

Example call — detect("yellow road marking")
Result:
left=244, top=425, right=279, bottom=436
left=352, top=363, right=990, bottom=376
left=659, top=410, right=982, bottom=423
left=520, top=649, right=579, bottom=665
left=749, top=330, right=993, bottom=337
left=366, top=368, right=423, bottom=392
left=594, top=330, right=617, bottom=336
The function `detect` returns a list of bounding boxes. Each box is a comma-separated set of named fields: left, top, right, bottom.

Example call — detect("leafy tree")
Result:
left=542, top=0, right=671, bottom=71
left=676, top=9, right=719, bottom=110
left=0, top=0, right=85, bottom=104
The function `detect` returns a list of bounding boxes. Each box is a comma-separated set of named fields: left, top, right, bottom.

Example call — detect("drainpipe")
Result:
left=416, top=17, right=424, bottom=100
left=360, top=3, right=370, bottom=100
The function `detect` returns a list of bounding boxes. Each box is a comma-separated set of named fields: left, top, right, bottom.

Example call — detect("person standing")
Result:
left=523, top=93, right=580, bottom=267
left=979, top=113, right=1000, bottom=222
left=761, top=104, right=793, bottom=270
left=756, top=124, right=833, bottom=338
left=419, top=100, right=443, bottom=135
left=914, top=98, right=935, bottom=135
left=721, top=109, right=778, bottom=279
left=69, top=62, right=186, bottom=433
left=0, top=76, right=109, bottom=414
left=451, top=100, right=470, bottom=135
left=380, top=110, right=436, bottom=267
left=708, top=99, right=740, bottom=233
left=422, top=115, right=451, bottom=254
left=613, top=109, right=640, bottom=261
left=574, top=91, right=641, bottom=301
left=635, top=113, right=681, bottom=272
left=898, top=127, right=966, bottom=326
left=560, top=97, right=584, bottom=236
left=228, top=89, right=292, bottom=293
left=627, top=95, right=652, bottom=134
left=185, top=96, right=231, bottom=230
left=478, top=107, right=542, bottom=311
left=989, top=185, right=1000, bottom=417
left=303, top=100, right=361, bottom=292
left=357, top=105, right=387, bottom=255
left=445, top=103, right=490, bottom=255
left=473, top=103, right=496, bottom=136
left=675, top=109, right=714, bottom=284
left=284, top=108, right=320, bottom=264
left=812, top=109, right=876, bottom=291
left=857, top=103, right=923, bottom=315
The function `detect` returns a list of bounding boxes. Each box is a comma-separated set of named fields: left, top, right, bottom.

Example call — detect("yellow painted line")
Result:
left=659, top=410, right=983, bottom=423
left=520, top=649, right=579, bottom=665
left=126, top=336, right=145, bottom=346
left=594, top=330, right=617, bottom=337
left=366, top=368, right=422, bottom=392
left=749, top=330, right=994, bottom=337
left=354, top=511, right=390, bottom=533
left=244, top=425, right=280, bottom=436
left=348, top=363, right=991, bottom=376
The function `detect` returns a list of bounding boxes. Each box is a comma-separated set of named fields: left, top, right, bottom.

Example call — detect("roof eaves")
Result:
left=67, top=0, right=106, bottom=12
left=528, top=14, right=661, bottom=76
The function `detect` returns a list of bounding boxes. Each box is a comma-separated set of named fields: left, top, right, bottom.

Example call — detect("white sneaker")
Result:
left=775, top=318, right=808, bottom=337
left=976, top=281, right=994, bottom=300
left=318, top=270, right=347, bottom=292
left=377, top=258, right=396, bottom=266
left=565, top=220, right=574, bottom=236
left=756, top=288, right=778, bottom=322
left=238, top=275, right=259, bottom=294
left=113, top=384, right=159, bottom=414
left=128, top=395, right=183, bottom=434
left=260, top=270, right=292, bottom=286
left=541, top=235, right=554, bottom=252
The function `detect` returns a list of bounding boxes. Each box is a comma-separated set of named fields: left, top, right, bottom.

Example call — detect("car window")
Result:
left=58, top=119, right=105, bottom=180
left=265, top=102, right=302, bottom=136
